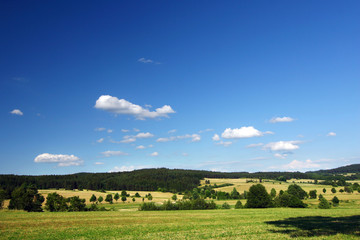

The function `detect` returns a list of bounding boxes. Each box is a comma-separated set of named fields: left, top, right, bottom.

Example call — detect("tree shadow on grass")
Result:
left=266, top=215, right=360, bottom=238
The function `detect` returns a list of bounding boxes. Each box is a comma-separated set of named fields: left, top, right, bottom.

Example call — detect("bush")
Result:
left=246, top=184, right=272, bottom=208
left=331, top=196, right=340, bottom=207
left=287, top=184, right=308, bottom=199
left=45, top=192, right=68, bottom=212
left=318, top=198, right=331, bottom=209
left=309, top=190, right=317, bottom=199
left=235, top=200, right=243, bottom=209
left=67, top=196, right=86, bottom=212
left=274, top=192, right=307, bottom=208
left=222, top=202, right=230, bottom=209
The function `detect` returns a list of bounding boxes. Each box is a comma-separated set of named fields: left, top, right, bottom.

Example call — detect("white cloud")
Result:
left=138, top=58, right=153, bottom=63
left=221, top=126, right=264, bottom=139
left=263, top=141, right=301, bottom=151
left=136, top=145, right=146, bottom=149
left=156, top=134, right=201, bottom=142
left=95, top=95, right=175, bottom=120
left=182, top=153, right=189, bottom=156
left=102, top=151, right=128, bottom=157
left=121, top=129, right=130, bottom=133
left=246, top=143, right=264, bottom=148
left=274, top=153, right=288, bottom=159
left=95, top=127, right=106, bottom=131
left=135, top=132, right=154, bottom=138
left=10, top=109, right=23, bottom=116
left=107, top=129, right=113, bottom=133
left=327, top=132, right=336, bottom=137
left=94, top=162, right=104, bottom=165
left=97, top=138, right=104, bottom=143
left=34, top=153, right=83, bottom=167
left=199, top=129, right=213, bottom=133
left=150, top=152, right=159, bottom=156
left=109, top=165, right=135, bottom=172
left=168, top=129, right=177, bottom=134
left=281, top=159, right=320, bottom=170
left=120, top=137, right=136, bottom=143
left=216, top=141, right=232, bottom=147
left=270, top=116, right=294, bottom=123
left=148, top=144, right=154, bottom=148
left=212, top=134, right=220, bottom=141
left=133, top=128, right=140, bottom=132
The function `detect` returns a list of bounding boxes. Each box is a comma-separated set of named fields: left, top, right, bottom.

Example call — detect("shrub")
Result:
left=309, top=190, right=317, bottom=199
left=331, top=188, right=336, bottom=194
left=318, top=198, right=331, bottom=209
left=45, top=192, right=68, bottom=212
left=274, top=192, right=307, bottom=208
left=235, top=200, right=243, bottom=209
left=287, top=184, right=308, bottom=199
left=222, top=202, right=230, bottom=209
left=67, top=196, right=86, bottom=212
left=332, top=196, right=340, bottom=206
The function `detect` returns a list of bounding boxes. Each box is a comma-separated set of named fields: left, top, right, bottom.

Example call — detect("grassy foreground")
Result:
left=1, top=208, right=359, bottom=239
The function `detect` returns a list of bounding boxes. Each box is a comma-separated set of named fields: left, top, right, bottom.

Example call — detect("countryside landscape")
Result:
left=1, top=1, right=359, bottom=239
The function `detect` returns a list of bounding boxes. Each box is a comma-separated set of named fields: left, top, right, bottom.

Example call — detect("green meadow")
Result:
left=1, top=178, right=359, bottom=239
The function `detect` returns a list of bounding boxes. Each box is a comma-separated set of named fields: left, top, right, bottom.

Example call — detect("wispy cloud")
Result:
left=95, top=95, right=175, bottom=120
left=216, top=141, right=232, bottom=147
left=269, top=116, right=294, bottom=123
left=327, top=132, right=336, bottom=137
left=97, top=138, right=104, bottom=143
left=246, top=143, right=264, bottom=148
left=101, top=151, right=128, bottom=157
left=156, top=134, right=201, bottom=143
left=150, top=152, right=159, bottom=156
left=138, top=58, right=161, bottom=64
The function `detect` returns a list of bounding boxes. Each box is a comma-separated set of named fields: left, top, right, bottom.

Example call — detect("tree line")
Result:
left=1, top=166, right=359, bottom=198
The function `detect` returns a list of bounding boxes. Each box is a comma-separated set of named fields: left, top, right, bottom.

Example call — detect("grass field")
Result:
left=1, top=208, right=359, bottom=239
left=1, top=178, right=359, bottom=239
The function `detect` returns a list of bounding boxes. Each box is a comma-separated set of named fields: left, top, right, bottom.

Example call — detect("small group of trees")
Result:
left=139, top=198, right=217, bottom=211
left=8, top=184, right=44, bottom=212
left=246, top=184, right=308, bottom=208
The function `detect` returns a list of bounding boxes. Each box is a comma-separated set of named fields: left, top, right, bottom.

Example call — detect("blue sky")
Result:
left=1, top=1, right=359, bottom=175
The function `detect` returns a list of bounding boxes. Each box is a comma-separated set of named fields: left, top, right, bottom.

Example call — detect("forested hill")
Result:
left=307, top=164, right=360, bottom=174
left=0, top=165, right=359, bottom=194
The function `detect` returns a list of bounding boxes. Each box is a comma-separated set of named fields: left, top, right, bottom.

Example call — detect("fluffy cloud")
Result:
left=150, top=152, right=159, bottom=156
left=282, top=159, right=320, bottom=170
left=327, top=132, right=336, bottom=137
left=216, top=141, right=232, bottom=147
left=263, top=141, right=301, bottom=151
left=101, top=151, right=128, bottom=157
left=212, top=134, right=220, bottom=141
left=135, top=132, right=154, bottom=138
left=97, top=138, right=104, bottom=143
left=136, top=145, right=146, bottom=149
left=269, top=116, right=294, bottom=123
left=94, top=162, right=104, bottom=165
left=221, top=126, right=265, bottom=139
left=109, top=165, right=135, bottom=172
left=95, top=95, right=175, bottom=120
left=34, top=153, right=83, bottom=167
left=10, top=109, right=23, bottom=116
left=156, top=134, right=201, bottom=143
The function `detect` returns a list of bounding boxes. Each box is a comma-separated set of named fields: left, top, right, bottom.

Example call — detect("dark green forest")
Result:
left=1, top=164, right=359, bottom=198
